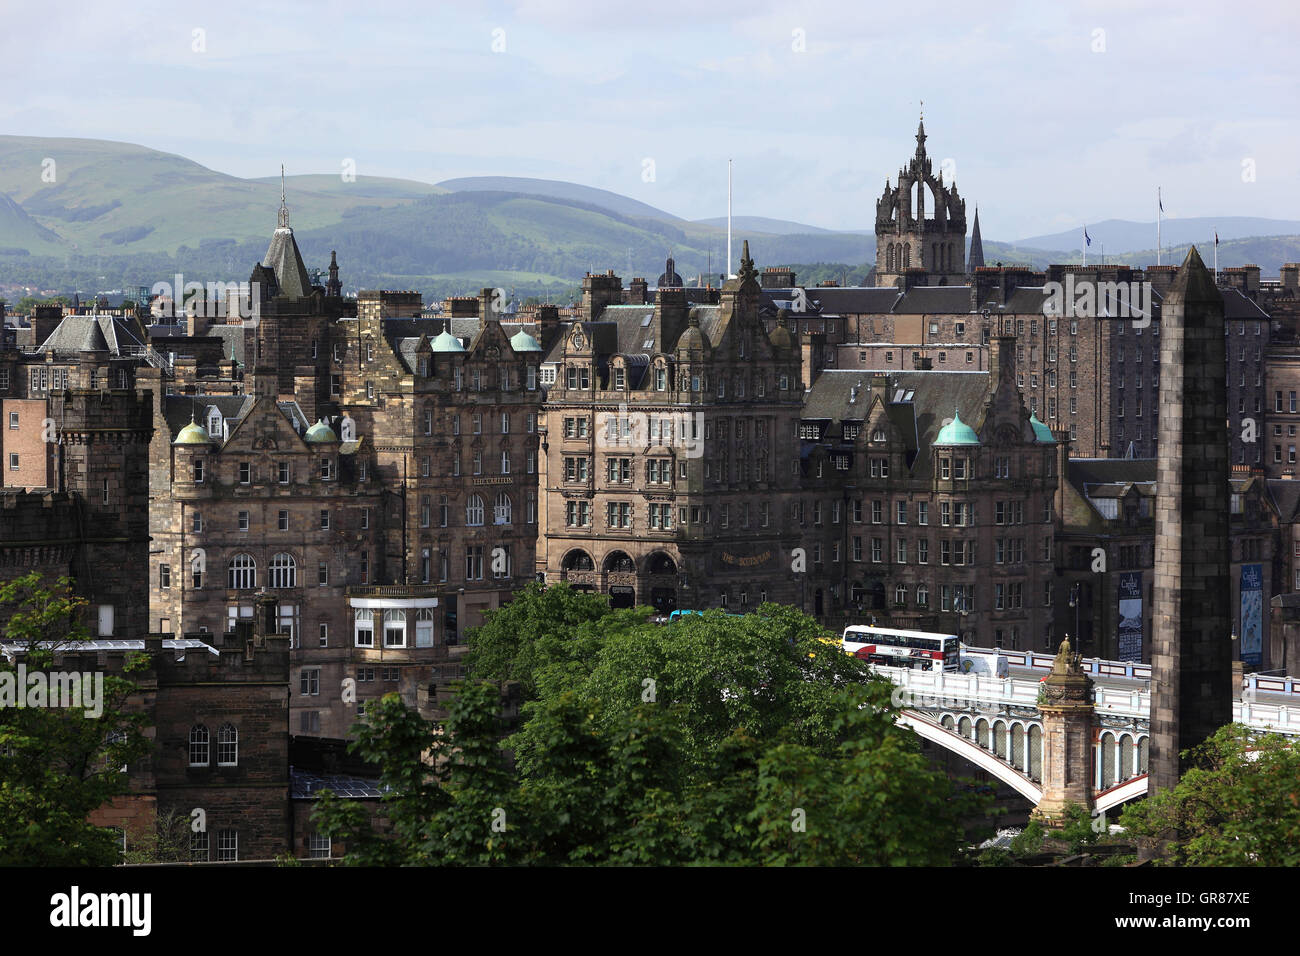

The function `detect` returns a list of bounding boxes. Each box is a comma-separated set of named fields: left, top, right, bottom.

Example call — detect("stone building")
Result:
left=0, top=382, right=152, bottom=639
left=535, top=245, right=804, bottom=612
left=795, top=334, right=1058, bottom=649
left=1053, top=456, right=1277, bottom=664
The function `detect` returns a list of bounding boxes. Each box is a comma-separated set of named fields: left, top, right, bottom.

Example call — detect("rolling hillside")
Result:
left=0, top=135, right=1295, bottom=301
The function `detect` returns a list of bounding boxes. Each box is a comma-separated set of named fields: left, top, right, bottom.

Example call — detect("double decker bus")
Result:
left=841, top=625, right=961, bottom=672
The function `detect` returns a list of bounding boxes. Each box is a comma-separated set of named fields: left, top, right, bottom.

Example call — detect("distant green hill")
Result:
left=1, top=135, right=1295, bottom=301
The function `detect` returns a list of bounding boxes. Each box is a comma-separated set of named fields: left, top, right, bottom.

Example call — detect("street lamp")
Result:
left=1068, top=582, right=1081, bottom=651
left=954, top=589, right=970, bottom=643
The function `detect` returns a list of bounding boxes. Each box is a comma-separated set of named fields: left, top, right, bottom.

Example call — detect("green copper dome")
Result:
left=431, top=329, right=465, bottom=352
left=510, top=329, right=542, bottom=352
left=934, top=410, right=980, bottom=446
left=173, top=419, right=211, bottom=445
left=1028, top=412, right=1055, bottom=443
left=304, top=419, right=338, bottom=443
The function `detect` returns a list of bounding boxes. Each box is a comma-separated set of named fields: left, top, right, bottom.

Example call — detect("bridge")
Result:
left=876, top=646, right=1300, bottom=816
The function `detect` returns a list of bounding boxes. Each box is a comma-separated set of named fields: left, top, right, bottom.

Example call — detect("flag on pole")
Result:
left=1215, top=231, right=1219, bottom=246
left=1159, top=188, right=1164, bottom=213
left=1084, top=227, right=1092, bottom=247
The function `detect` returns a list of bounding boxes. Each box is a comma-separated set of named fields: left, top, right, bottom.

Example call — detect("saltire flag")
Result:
left=1215, top=231, right=1219, bottom=246
left=1084, top=227, right=1092, bottom=246
left=1158, top=188, right=1164, bottom=213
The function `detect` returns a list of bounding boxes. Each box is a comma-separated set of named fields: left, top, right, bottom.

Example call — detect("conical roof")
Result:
left=934, top=410, right=980, bottom=446
left=263, top=192, right=313, bottom=298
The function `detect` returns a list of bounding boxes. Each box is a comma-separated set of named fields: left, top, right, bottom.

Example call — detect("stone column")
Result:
left=1033, top=636, right=1096, bottom=825
left=1150, top=248, right=1231, bottom=795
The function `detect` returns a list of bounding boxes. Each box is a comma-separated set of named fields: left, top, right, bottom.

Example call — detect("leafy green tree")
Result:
left=316, top=590, right=981, bottom=865
left=0, top=573, right=149, bottom=866
left=1120, top=723, right=1300, bottom=865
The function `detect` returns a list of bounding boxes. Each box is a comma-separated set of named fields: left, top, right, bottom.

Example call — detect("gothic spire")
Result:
left=968, top=206, right=985, bottom=271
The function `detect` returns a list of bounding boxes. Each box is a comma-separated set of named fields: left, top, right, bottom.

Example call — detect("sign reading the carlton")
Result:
left=1240, top=564, right=1263, bottom=669
left=1117, top=571, right=1143, bottom=663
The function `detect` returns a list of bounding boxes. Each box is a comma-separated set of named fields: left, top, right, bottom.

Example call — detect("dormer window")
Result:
left=872, top=428, right=886, bottom=443
left=206, top=409, right=222, bottom=438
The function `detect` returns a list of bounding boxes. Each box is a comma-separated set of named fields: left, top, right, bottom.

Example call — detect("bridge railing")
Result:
left=1235, top=700, right=1300, bottom=735
left=970, top=645, right=1152, bottom=681
left=1243, top=674, right=1300, bottom=697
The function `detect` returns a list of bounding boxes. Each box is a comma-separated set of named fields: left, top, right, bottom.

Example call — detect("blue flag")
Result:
left=1084, top=227, right=1092, bottom=246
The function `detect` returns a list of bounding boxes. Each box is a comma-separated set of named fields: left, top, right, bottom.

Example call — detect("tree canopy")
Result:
left=1120, top=723, right=1300, bottom=866
left=315, top=584, right=981, bottom=865
left=0, top=573, right=150, bottom=866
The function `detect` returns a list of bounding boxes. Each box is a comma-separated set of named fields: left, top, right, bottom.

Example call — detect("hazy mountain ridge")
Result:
left=0, top=136, right=1295, bottom=299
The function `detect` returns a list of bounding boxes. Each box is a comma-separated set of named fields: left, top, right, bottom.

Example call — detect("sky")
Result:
left=2, top=0, right=1297, bottom=240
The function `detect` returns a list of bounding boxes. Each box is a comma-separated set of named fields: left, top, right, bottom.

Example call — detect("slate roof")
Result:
left=1066, top=458, right=1157, bottom=489
left=37, top=314, right=148, bottom=355
left=263, top=226, right=313, bottom=299
left=1268, top=479, right=1300, bottom=523
left=893, top=285, right=976, bottom=315
left=1222, top=287, right=1270, bottom=320
left=207, top=325, right=246, bottom=365
left=161, top=394, right=255, bottom=442
left=803, top=368, right=994, bottom=473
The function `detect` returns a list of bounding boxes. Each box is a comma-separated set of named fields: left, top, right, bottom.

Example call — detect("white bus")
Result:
left=841, top=625, right=962, bottom=672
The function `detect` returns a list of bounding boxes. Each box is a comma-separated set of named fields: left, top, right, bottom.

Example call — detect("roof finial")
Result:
left=277, top=164, right=289, bottom=228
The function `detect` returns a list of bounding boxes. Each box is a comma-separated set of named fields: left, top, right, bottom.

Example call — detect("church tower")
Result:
left=875, top=117, right=968, bottom=287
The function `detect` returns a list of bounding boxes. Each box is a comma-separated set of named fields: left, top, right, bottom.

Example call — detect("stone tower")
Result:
left=875, top=117, right=968, bottom=287
left=1149, top=247, right=1232, bottom=795
left=1033, top=637, right=1096, bottom=824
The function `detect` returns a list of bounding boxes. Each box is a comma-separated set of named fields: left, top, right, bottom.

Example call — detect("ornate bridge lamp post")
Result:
left=1032, top=636, right=1097, bottom=827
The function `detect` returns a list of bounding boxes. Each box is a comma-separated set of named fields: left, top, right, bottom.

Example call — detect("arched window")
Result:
left=383, top=609, right=406, bottom=648
left=189, top=725, right=209, bottom=766
left=494, top=492, right=512, bottom=525
left=887, top=243, right=894, bottom=272
left=269, top=552, right=296, bottom=588
left=354, top=608, right=374, bottom=647
left=466, top=494, right=484, bottom=526
left=904, top=243, right=911, bottom=268
left=227, top=553, right=256, bottom=589
left=416, top=608, right=434, bottom=647
left=217, top=723, right=238, bottom=766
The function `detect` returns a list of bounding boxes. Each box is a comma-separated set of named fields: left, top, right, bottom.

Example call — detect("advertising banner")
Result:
left=1240, top=564, right=1263, bottom=669
left=1117, top=571, right=1143, bottom=662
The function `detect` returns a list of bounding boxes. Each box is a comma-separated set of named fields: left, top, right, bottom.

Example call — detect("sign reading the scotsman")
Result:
left=1117, top=571, right=1143, bottom=663
left=1240, top=563, right=1263, bottom=669
left=715, top=549, right=778, bottom=572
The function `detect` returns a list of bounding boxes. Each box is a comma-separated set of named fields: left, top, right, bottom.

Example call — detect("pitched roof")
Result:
left=161, top=394, right=255, bottom=442
left=37, top=314, right=147, bottom=355
left=802, top=368, right=994, bottom=471
left=206, top=325, right=246, bottom=365
left=893, top=285, right=974, bottom=314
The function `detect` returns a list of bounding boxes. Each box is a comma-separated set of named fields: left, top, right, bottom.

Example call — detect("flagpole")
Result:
left=727, top=159, right=733, bottom=279
left=1214, top=231, right=1219, bottom=282
left=1157, top=187, right=1162, bottom=267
